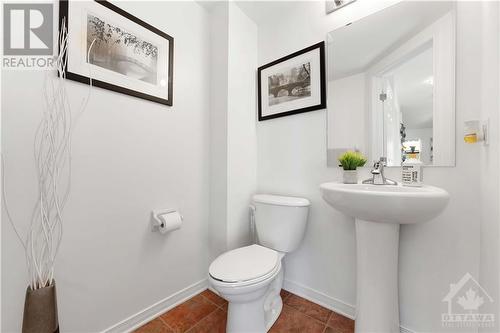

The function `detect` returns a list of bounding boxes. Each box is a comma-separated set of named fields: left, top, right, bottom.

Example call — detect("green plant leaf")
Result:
left=338, top=151, right=367, bottom=170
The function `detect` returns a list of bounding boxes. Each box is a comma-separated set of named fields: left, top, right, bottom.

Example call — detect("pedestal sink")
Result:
left=320, top=182, right=449, bottom=333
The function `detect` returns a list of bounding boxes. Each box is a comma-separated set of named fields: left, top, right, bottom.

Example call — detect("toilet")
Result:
left=209, top=194, right=310, bottom=333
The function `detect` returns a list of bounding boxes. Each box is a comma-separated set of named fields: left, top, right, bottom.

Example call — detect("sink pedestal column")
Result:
left=355, top=219, right=400, bottom=333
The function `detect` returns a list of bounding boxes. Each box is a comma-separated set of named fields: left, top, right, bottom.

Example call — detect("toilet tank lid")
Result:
left=252, top=194, right=310, bottom=207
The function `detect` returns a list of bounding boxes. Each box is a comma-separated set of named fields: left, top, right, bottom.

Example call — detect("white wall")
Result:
left=2, top=1, right=211, bottom=332
left=209, top=2, right=230, bottom=260
left=208, top=2, right=258, bottom=258
left=257, top=1, right=485, bottom=331
left=479, top=1, right=500, bottom=330
left=226, top=3, right=258, bottom=251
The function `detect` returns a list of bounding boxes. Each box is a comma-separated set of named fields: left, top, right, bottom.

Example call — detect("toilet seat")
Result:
left=209, top=244, right=280, bottom=286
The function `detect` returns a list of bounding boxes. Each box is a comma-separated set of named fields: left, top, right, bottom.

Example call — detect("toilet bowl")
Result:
left=209, top=245, right=284, bottom=332
left=209, top=194, right=310, bottom=333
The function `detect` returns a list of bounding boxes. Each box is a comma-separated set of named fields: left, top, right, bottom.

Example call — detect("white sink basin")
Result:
left=320, top=182, right=449, bottom=333
left=320, top=182, right=449, bottom=224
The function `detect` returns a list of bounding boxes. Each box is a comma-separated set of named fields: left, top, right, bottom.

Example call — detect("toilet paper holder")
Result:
left=151, top=209, right=184, bottom=232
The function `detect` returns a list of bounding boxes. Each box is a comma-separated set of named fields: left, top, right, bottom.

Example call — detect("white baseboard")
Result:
left=283, top=279, right=356, bottom=319
left=283, top=279, right=416, bottom=333
left=400, top=326, right=416, bottom=333
left=102, top=278, right=208, bottom=333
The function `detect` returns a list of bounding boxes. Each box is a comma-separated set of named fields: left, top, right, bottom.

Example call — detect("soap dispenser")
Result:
left=401, top=158, right=423, bottom=187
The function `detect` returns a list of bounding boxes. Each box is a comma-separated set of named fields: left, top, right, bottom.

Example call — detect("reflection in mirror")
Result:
left=381, top=44, right=434, bottom=165
left=327, top=1, right=456, bottom=167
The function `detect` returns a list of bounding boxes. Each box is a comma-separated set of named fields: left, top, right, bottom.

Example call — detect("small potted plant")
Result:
left=338, top=151, right=367, bottom=184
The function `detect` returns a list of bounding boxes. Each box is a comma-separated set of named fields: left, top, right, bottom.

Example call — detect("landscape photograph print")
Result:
left=258, top=42, right=326, bottom=121
left=87, top=13, right=159, bottom=85
left=267, top=62, right=311, bottom=106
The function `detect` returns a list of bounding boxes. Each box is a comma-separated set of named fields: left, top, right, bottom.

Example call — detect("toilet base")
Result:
left=264, top=267, right=284, bottom=330
left=264, top=294, right=282, bottom=331
left=227, top=297, right=269, bottom=333
left=214, top=265, right=284, bottom=333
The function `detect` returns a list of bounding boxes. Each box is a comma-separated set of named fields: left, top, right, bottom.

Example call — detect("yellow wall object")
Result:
left=464, top=133, right=478, bottom=143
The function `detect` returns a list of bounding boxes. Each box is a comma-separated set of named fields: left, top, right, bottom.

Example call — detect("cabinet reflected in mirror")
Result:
left=327, top=1, right=456, bottom=167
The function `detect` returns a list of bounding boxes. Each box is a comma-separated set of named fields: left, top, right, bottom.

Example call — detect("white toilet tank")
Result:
left=252, top=194, right=310, bottom=253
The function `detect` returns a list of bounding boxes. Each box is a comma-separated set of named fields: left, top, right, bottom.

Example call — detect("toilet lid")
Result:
left=209, top=244, right=279, bottom=283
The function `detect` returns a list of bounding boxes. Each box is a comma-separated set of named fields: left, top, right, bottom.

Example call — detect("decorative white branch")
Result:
left=2, top=19, right=96, bottom=290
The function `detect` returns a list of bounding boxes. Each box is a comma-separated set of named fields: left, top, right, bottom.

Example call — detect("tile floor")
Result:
left=135, top=289, right=354, bottom=333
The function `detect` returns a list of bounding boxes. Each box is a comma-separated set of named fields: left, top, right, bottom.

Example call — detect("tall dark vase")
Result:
left=22, top=282, right=59, bottom=333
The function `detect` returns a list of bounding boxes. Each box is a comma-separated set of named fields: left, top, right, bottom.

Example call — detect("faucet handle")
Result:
left=371, top=161, right=381, bottom=175
left=379, top=157, right=387, bottom=166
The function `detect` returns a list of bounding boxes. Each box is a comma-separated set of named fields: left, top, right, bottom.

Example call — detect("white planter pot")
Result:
left=343, top=170, right=358, bottom=184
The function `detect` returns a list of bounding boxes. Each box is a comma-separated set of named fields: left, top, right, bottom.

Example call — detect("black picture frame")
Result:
left=257, top=41, right=326, bottom=121
left=59, top=0, right=174, bottom=106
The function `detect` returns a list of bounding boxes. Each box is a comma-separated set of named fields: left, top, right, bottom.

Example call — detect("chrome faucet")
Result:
left=362, top=157, right=397, bottom=185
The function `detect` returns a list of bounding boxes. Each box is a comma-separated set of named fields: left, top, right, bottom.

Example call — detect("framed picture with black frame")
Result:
left=59, top=0, right=174, bottom=106
left=257, top=41, right=326, bottom=121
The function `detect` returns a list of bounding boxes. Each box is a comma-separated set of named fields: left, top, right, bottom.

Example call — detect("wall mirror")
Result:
left=326, top=1, right=456, bottom=167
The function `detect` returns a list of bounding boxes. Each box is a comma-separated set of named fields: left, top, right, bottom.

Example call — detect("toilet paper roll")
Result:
left=158, top=211, right=183, bottom=234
